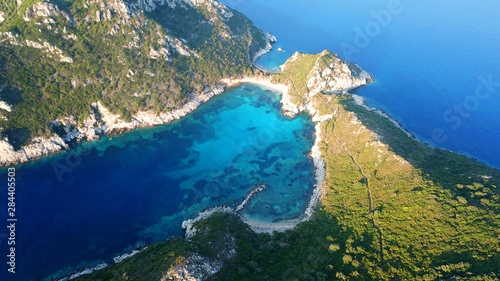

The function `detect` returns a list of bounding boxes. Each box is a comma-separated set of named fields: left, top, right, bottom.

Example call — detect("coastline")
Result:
left=252, top=32, right=277, bottom=63
left=0, top=77, right=330, bottom=234
left=201, top=76, right=328, bottom=234
left=0, top=76, right=294, bottom=167
left=5, top=50, right=364, bottom=278
left=0, top=33, right=278, bottom=168
left=0, top=85, right=223, bottom=167
left=351, top=94, right=500, bottom=171
left=352, top=94, right=416, bottom=139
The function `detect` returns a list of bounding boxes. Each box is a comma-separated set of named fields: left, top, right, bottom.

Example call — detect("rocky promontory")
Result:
left=0, top=49, right=372, bottom=169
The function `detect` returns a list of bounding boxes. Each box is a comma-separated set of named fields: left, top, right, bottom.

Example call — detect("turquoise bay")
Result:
left=222, top=0, right=500, bottom=168
left=0, top=84, right=315, bottom=280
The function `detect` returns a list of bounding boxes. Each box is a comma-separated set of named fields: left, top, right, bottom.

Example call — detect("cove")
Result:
left=0, top=84, right=315, bottom=280
left=220, top=0, right=500, bottom=169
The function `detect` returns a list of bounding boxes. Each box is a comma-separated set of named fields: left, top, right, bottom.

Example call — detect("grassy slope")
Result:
left=76, top=52, right=500, bottom=281
left=316, top=93, right=500, bottom=280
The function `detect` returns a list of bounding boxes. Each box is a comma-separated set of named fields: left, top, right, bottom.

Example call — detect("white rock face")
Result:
left=23, top=1, right=73, bottom=24
left=161, top=254, right=223, bottom=281
left=174, top=39, right=193, bottom=56
left=0, top=89, right=13, bottom=112
left=0, top=101, right=12, bottom=112
left=252, top=32, right=277, bottom=62
left=0, top=32, right=23, bottom=46
left=63, top=33, right=77, bottom=40
left=280, top=89, right=303, bottom=118
left=277, top=50, right=372, bottom=119
left=0, top=135, right=68, bottom=166
left=0, top=11, right=5, bottom=23
left=24, top=2, right=60, bottom=21
left=307, top=50, right=371, bottom=95
left=266, top=32, right=277, bottom=43
left=25, top=39, right=73, bottom=63
left=149, top=46, right=170, bottom=60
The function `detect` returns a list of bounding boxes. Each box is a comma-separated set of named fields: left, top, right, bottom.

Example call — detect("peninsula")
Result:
left=1, top=0, right=499, bottom=280
left=73, top=47, right=500, bottom=281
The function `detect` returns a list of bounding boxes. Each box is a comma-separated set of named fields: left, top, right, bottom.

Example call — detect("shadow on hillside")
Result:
left=430, top=250, right=500, bottom=277
left=4, top=127, right=31, bottom=150
left=210, top=210, right=378, bottom=281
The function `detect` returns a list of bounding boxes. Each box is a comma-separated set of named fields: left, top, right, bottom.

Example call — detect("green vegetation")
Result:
left=76, top=51, right=500, bottom=280
left=314, top=93, right=500, bottom=280
left=0, top=0, right=265, bottom=147
left=272, top=52, right=320, bottom=106
left=2, top=1, right=499, bottom=280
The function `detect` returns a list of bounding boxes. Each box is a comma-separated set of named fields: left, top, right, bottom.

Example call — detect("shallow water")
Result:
left=221, top=0, right=500, bottom=168
left=0, top=84, right=315, bottom=280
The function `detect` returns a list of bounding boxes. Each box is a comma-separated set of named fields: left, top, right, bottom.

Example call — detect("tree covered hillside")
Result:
left=0, top=0, right=266, bottom=148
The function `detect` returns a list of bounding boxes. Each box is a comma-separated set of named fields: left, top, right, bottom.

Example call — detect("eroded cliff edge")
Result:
left=0, top=0, right=369, bottom=168
left=0, top=0, right=269, bottom=166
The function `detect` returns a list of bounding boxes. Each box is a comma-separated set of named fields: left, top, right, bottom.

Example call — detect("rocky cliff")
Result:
left=274, top=50, right=372, bottom=117
left=0, top=0, right=371, bottom=168
left=0, top=46, right=372, bottom=166
left=0, top=0, right=268, bottom=166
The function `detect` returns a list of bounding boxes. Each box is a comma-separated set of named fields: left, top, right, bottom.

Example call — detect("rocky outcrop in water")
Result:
left=56, top=263, right=108, bottom=281
left=253, top=32, right=277, bottom=62
left=278, top=50, right=372, bottom=118
left=113, top=246, right=148, bottom=263
left=182, top=205, right=234, bottom=239
left=0, top=135, right=68, bottom=166
left=234, top=183, right=267, bottom=212
left=182, top=182, right=269, bottom=239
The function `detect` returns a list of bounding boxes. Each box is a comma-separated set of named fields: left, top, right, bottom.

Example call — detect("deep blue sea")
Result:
left=2, top=1, right=500, bottom=279
left=221, top=0, right=500, bottom=168
left=0, top=84, right=315, bottom=280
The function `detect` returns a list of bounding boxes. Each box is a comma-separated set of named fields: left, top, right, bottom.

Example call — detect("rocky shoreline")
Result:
left=0, top=33, right=279, bottom=168
left=252, top=32, right=277, bottom=63
left=352, top=94, right=416, bottom=139
left=0, top=76, right=334, bottom=234
left=21, top=49, right=372, bottom=279
left=203, top=76, right=332, bottom=234
left=54, top=244, right=149, bottom=281
left=0, top=84, right=226, bottom=167
left=2, top=50, right=371, bottom=275
left=0, top=76, right=294, bottom=167
left=351, top=94, right=499, bottom=171
left=55, top=263, right=109, bottom=281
